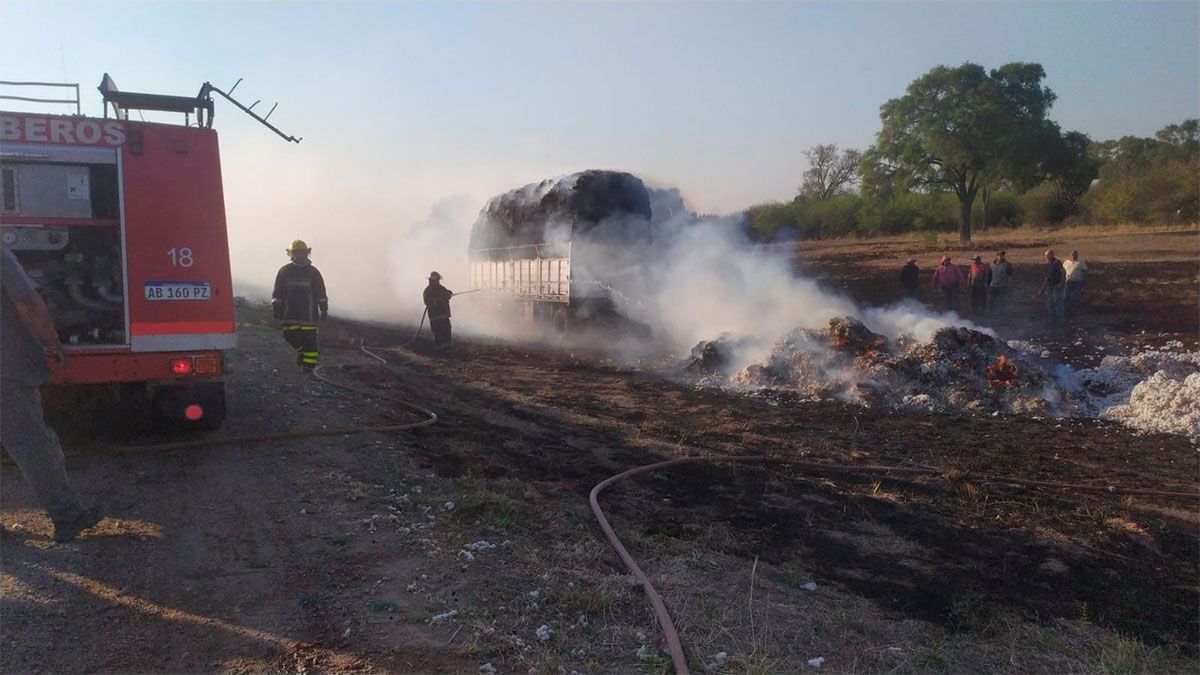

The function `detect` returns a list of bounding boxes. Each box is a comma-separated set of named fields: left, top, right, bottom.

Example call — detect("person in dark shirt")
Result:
left=1, top=248, right=102, bottom=541
left=899, top=257, right=920, bottom=298
left=423, top=271, right=454, bottom=347
left=1037, top=249, right=1066, bottom=323
left=272, top=240, right=328, bottom=369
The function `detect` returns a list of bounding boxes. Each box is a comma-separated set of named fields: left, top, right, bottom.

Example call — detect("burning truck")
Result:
left=467, top=170, right=655, bottom=335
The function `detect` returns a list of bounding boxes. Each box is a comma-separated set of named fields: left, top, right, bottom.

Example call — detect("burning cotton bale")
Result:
left=688, top=336, right=736, bottom=373
left=688, top=334, right=763, bottom=373
left=890, top=326, right=1064, bottom=414
left=987, top=354, right=1019, bottom=388
left=700, top=317, right=1068, bottom=416
left=468, top=170, right=653, bottom=257
left=827, top=317, right=888, bottom=356
left=728, top=320, right=889, bottom=401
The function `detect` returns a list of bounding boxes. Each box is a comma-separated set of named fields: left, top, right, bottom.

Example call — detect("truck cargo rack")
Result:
left=468, top=242, right=572, bottom=302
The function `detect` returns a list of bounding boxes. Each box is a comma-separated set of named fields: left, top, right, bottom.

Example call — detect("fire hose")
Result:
left=590, top=456, right=765, bottom=675
left=64, top=283, right=480, bottom=457
left=590, top=455, right=1197, bottom=675
left=400, top=308, right=429, bottom=348
left=89, top=347, right=437, bottom=457
left=400, top=289, right=483, bottom=348
left=71, top=281, right=485, bottom=457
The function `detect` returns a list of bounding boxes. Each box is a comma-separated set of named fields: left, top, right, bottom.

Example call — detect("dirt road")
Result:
left=2, top=226, right=1197, bottom=673
left=1, top=326, right=471, bottom=673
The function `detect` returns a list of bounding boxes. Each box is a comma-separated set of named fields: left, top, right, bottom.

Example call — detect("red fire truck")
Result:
left=0, top=75, right=298, bottom=429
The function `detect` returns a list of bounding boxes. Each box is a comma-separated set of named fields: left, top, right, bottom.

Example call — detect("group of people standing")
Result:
left=1037, top=248, right=1087, bottom=322
left=900, top=248, right=1086, bottom=321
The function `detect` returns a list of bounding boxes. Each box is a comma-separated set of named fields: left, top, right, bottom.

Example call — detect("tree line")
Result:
left=745, top=62, right=1199, bottom=243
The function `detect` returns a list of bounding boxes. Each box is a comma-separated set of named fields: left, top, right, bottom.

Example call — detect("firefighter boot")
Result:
left=283, top=326, right=319, bottom=369
left=299, top=328, right=319, bottom=369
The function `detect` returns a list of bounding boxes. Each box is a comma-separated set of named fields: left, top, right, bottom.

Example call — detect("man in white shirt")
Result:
left=989, top=251, right=1014, bottom=310
left=1062, top=250, right=1087, bottom=317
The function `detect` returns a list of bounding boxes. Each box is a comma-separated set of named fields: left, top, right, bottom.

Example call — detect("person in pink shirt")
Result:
left=931, top=255, right=963, bottom=312
left=967, top=255, right=993, bottom=314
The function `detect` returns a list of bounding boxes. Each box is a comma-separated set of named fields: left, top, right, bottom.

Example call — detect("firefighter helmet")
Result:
left=287, top=239, right=311, bottom=255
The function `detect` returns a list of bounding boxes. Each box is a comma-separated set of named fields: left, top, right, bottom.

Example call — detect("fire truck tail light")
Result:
left=194, top=355, right=219, bottom=375
left=170, top=358, right=193, bottom=376
left=184, top=404, right=204, bottom=421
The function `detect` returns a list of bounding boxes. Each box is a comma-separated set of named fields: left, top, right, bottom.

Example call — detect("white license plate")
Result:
left=144, top=282, right=211, bottom=301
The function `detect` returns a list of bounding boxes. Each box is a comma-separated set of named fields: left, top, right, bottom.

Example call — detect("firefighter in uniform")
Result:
left=423, top=271, right=454, bottom=347
left=272, top=240, right=328, bottom=369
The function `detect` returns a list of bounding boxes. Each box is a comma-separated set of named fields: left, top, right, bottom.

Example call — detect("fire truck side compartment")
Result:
left=1, top=150, right=127, bottom=346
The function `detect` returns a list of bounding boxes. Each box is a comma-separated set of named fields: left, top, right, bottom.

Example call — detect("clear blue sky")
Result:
left=2, top=1, right=1197, bottom=212
left=2, top=2, right=1197, bottom=314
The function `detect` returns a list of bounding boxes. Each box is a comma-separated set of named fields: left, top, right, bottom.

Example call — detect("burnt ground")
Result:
left=363, top=337, right=1199, bottom=652
left=796, top=225, right=1200, bottom=366
left=1, top=225, right=1198, bottom=673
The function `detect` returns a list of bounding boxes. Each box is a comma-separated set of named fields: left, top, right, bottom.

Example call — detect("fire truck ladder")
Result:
left=97, top=73, right=301, bottom=143
left=199, top=78, right=302, bottom=144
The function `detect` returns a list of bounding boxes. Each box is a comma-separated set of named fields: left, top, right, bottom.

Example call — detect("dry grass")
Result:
left=796, top=222, right=1200, bottom=268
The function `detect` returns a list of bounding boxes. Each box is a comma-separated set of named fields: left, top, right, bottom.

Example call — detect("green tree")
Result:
left=799, top=144, right=862, bottom=200
left=862, top=62, right=1058, bottom=242
left=1084, top=119, right=1198, bottom=224
left=1042, top=130, right=1100, bottom=211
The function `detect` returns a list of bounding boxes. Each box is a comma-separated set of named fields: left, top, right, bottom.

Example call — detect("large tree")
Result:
left=799, top=144, right=862, bottom=200
left=1043, top=130, right=1100, bottom=210
left=861, top=62, right=1058, bottom=242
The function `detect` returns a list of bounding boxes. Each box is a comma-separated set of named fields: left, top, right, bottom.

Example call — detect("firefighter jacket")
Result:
left=273, top=262, right=328, bottom=324
left=423, top=284, right=453, bottom=321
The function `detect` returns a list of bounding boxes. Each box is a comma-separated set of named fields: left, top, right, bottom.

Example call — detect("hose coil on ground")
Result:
left=589, top=455, right=1197, bottom=674
left=100, top=346, right=437, bottom=457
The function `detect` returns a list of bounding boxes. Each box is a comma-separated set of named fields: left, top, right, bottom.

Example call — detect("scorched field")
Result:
left=1, top=225, right=1196, bottom=673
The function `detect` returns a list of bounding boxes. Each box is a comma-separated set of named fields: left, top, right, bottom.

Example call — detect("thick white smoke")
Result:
left=612, top=201, right=986, bottom=369
left=386, top=196, right=475, bottom=320
left=386, top=196, right=555, bottom=340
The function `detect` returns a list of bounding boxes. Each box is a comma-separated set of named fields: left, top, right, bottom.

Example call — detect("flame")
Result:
left=987, top=354, right=1018, bottom=387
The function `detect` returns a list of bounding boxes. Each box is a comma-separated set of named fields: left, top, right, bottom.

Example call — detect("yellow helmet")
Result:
left=286, top=239, right=311, bottom=255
